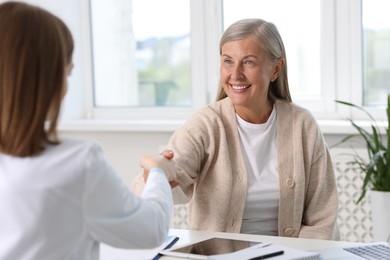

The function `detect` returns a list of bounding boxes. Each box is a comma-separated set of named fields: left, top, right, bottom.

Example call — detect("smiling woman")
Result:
left=133, top=18, right=341, bottom=241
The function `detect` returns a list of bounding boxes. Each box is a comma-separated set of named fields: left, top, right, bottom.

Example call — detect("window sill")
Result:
left=58, top=119, right=185, bottom=132
left=58, top=118, right=387, bottom=135
left=318, top=119, right=387, bottom=135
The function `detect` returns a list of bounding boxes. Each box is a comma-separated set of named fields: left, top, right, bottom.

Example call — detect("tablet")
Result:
left=160, top=237, right=266, bottom=259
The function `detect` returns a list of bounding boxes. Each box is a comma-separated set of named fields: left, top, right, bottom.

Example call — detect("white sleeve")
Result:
left=82, top=144, right=173, bottom=249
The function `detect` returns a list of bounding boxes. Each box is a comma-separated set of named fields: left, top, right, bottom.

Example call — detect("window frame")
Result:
left=86, top=0, right=211, bottom=120
left=75, top=0, right=387, bottom=124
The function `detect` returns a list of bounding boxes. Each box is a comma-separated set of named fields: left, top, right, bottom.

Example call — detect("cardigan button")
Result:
left=286, top=179, right=295, bottom=188
left=284, top=228, right=294, bottom=235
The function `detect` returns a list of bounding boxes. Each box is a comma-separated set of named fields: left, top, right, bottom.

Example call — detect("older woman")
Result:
left=136, top=18, right=340, bottom=240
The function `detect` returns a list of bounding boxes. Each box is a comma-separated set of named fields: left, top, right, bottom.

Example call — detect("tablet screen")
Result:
left=162, top=237, right=262, bottom=257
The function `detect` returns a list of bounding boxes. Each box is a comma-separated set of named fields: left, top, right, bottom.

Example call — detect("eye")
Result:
left=244, top=59, right=255, bottom=65
left=223, top=58, right=233, bottom=65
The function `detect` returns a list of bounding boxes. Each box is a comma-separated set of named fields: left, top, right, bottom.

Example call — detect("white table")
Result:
left=159, top=229, right=360, bottom=260
left=100, top=228, right=362, bottom=260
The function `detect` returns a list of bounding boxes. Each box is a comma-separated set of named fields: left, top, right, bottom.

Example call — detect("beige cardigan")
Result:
left=134, top=97, right=340, bottom=240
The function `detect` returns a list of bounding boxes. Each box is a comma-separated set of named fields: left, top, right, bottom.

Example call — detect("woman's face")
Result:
left=220, top=37, right=280, bottom=116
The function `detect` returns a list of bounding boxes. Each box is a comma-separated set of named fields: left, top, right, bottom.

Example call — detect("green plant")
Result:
left=333, top=94, right=390, bottom=203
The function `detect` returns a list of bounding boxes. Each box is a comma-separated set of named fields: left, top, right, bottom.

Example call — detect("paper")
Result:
left=100, top=235, right=178, bottom=260
left=208, top=243, right=320, bottom=260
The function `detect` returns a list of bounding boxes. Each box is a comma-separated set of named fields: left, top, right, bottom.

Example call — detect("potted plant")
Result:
left=333, top=94, right=390, bottom=242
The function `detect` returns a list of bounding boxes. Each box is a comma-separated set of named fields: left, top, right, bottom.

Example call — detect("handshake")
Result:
left=140, top=150, right=180, bottom=188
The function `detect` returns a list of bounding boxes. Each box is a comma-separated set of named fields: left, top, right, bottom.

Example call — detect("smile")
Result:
left=231, top=85, right=251, bottom=90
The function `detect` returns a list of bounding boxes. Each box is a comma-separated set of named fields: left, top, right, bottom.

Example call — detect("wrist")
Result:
left=149, top=167, right=164, bottom=175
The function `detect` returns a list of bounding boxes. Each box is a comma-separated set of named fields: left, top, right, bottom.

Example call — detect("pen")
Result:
left=248, top=250, right=284, bottom=260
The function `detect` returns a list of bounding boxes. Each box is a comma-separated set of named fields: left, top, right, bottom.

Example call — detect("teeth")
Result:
left=232, top=85, right=249, bottom=90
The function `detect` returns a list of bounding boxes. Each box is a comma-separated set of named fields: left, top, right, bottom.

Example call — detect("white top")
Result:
left=0, top=139, right=173, bottom=260
left=236, top=107, right=279, bottom=236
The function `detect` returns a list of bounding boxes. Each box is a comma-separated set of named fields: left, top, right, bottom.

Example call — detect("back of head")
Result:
left=216, top=18, right=291, bottom=102
left=0, top=1, right=72, bottom=157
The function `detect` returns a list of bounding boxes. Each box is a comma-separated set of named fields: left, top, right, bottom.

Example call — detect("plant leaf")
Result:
left=334, top=95, right=390, bottom=203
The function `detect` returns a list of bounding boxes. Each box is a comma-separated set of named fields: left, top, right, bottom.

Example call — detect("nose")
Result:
left=231, top=64, right=244, bottom=80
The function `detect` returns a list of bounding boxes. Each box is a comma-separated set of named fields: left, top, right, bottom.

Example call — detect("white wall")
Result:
left=59, top=130, right=173, bottom=185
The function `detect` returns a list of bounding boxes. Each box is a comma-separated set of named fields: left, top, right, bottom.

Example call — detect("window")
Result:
left=87, top=0, right=388, bottom=121
left=362, top=0, right=390, bottom=106
left=90, top=0, right=191, bottom=108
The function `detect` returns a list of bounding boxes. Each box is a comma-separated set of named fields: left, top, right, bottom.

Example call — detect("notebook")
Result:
left=314, top=242, right=390, bottom=260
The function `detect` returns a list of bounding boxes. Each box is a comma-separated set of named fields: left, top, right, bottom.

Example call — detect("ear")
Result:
left=271, top=58, right=284, bottom=82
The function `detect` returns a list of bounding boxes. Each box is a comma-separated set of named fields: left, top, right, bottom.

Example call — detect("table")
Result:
left=100, top=228, right=363, bottom=259
left=159, top=229, right=361, bottom=260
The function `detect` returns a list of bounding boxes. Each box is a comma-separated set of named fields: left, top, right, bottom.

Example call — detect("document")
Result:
left=100, top=235, right=179, bottom=260
left=208, top=243, right=320, bottom=260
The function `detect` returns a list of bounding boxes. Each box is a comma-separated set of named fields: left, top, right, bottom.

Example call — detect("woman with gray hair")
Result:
left=137, top=18, right=340, bottom=240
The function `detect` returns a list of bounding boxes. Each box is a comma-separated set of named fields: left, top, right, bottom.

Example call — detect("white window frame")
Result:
left=84, top=0, right=211, bottom=121
left=68, top=0, right=387, bottom=129
left=334, top=0, right=387, bottom=121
